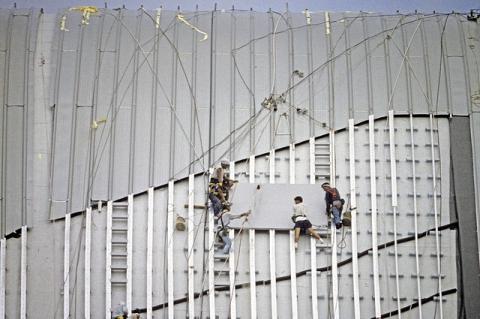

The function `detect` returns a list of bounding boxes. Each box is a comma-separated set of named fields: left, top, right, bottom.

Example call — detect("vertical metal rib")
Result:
left=429, top=114, right=443, bottom=318
left=108, top=10, right=123, bottom=199
left=1, top=11, right=13, bottom=233
left=249, top=10, right=256, bottom=153
left=230, top=10, right=236, bottom=159
left=20, top=225, right=27, bottom=319
left=348, top=119, right=360, bottom=319
left=369, top=115, right=381, bottom=317
left=409, top=115, right=423, bottom=318
left=149, top=8, right=161, bottom=185
left=67, top=14, right=86, bottom=213
left=21, top=10, right=33, bottom=225
left=128, top=11, right=142, bottom=194
left=89, top=10, right=107, bottom=200
left=63, top=213, right=71, bottom=319
left=388, top=110, right=402, bottom=318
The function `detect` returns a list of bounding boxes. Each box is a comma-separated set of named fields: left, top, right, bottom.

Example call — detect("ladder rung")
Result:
left=112, top=228, right=128, bottom=232
left=111, top=281, right=127, bottom=285
left=112, top=216, right=128, bottom=220
left=315, top=143, right=329, bottom=146
left=315, top=163, right=330, bottom=167
left=214, top=254, right=229, bottom=260
left=112, top=241, right=128, bottom=245
left=111, top=266, right=127, bottom=271
left=315, top=154, right=330, bottom=157
left=112, top=253, right=127, bottom=257
left=112, top=202, right=128, bottom=207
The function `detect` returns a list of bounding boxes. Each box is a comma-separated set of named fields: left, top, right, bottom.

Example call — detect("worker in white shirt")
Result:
left=291, top=196, right=321, bottom=248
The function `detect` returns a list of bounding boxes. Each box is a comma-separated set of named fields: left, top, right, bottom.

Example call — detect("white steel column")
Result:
left=85, top=208, right=92, bottom=319
left=188, top=175, right=195, bottom=319
left=388, top=110, right=402, bottom=318
left=290, top=231, right=298, bottom=319
left=126, top=194, right=133, bottom=316
left=249, top=156, right=257, bottom=319
left=309, top=137, right=318, bottom=319
left=20, top=225, right=27, bottom=319
left=167, top=181, right=174, bottom=318
left=429, top=114, right=443, bottom=319
left=348, top=119, right=360, bottom=319
left=106, top=202, right=113, bottom=319
left=329, top=130, right=339, bottom=319
left=289, top=144, right=298, bottom=319
left=289, top=144, right=296, bottom=184
left=229, top=229, right=236, bottom=318
left=269, top=229, right=277, bottom=318
left=309, top=137, right=316, bottom=184
left=269, top=150, right=275, bottom=184
left=64, top=214, right=71, bottom=319
left=0, top=239, right=5, bottom=319
left=369, top=115, right=381, bottom=317
left=269, top=149, right=277, bottom=318
left=208, top=207, right=215, bottom=319
left=409, top=115, right=423, bottom=318
left=147, top=188, right=154, bottom=319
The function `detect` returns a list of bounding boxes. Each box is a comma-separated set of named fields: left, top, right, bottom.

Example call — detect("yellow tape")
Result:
left=69, top=6, right=99, bottom=25
left=176, top=14, right=208, bottom=41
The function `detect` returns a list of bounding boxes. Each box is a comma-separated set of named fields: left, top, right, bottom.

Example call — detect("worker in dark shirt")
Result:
left=321, top=182, right=344, bottom=229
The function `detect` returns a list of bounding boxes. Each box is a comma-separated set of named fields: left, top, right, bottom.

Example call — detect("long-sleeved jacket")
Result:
left=324, top=188, right=341, bottom=210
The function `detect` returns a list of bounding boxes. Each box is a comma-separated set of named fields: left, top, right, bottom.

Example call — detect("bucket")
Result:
left=176, top=216, right=186, bottom=231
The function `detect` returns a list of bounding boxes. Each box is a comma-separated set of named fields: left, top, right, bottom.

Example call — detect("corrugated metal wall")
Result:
left=0, top=9, right=40, bottom=235
left=45, top=9, right=479, bottom=218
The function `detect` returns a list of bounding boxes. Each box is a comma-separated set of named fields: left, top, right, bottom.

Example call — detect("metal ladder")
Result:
left=110, top=200, right=129, bottom=310
left=314, top=141, right=331, bottom=182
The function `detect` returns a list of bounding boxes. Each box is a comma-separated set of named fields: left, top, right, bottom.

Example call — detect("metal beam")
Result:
left=249, top=156, right=256, bottom=319
left=289, top=144, right=295, bottom=184
left=310, top=236, right=318, bottom=319
left=330, top=130, right=339, bottom=319
left=369, top=115, right=381, bottom=317
left=0, top=238, right=5, bottom=319
left=290, top=231, right=298, bottom=319
left=229, top=229, right=236, bottom=319
left=208, top=207, right=215, bottom=319
left=388, top=110, right=402, bottom=318
left=167, top=181, right=174, bottom=318
left=309, top=137, right=315, bottom=184
left=85, top=208, right=92, bottom=319
left=147, top=188, right=154, bottom=319
left=309, top=137, right=318, bottom=319
left=269, top=149, right=275, bottom=184
left=348, top=119, right=360, bottom=319
left=106, top=202, right=112, bottom=319
left=429, top=114, right=443, bottom=319
left=64, top=214, right=71, bottom=319
left=249, top=229, right=256, bottom=319
left=20, top=225, right=27, bottom=319
left=127, top=194, right=133, bottom=317
left=269, top=229, right=277, bottom=318
left=409, top=115, right=423, bottom=318
left=289, top=144, right=298, bottom=318
left=188, top=175, right=195, bottom=319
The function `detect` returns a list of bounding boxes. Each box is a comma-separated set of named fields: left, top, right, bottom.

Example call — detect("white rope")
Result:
left=176, top=14, right=208, bottom=41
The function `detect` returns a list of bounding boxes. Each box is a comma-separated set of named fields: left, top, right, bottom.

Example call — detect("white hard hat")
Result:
left=220, top=159, right=230, bottom=166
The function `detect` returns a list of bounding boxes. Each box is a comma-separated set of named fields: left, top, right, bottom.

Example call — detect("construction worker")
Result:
left=292, top=196, right=321, bottom=248
left=321, top=182, right=345, bottom=229
left=209, top=159, right=236, bottom=216
left=215, top=208, right=251, bottom=255
left=111, top=302, right=128, bottom=319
